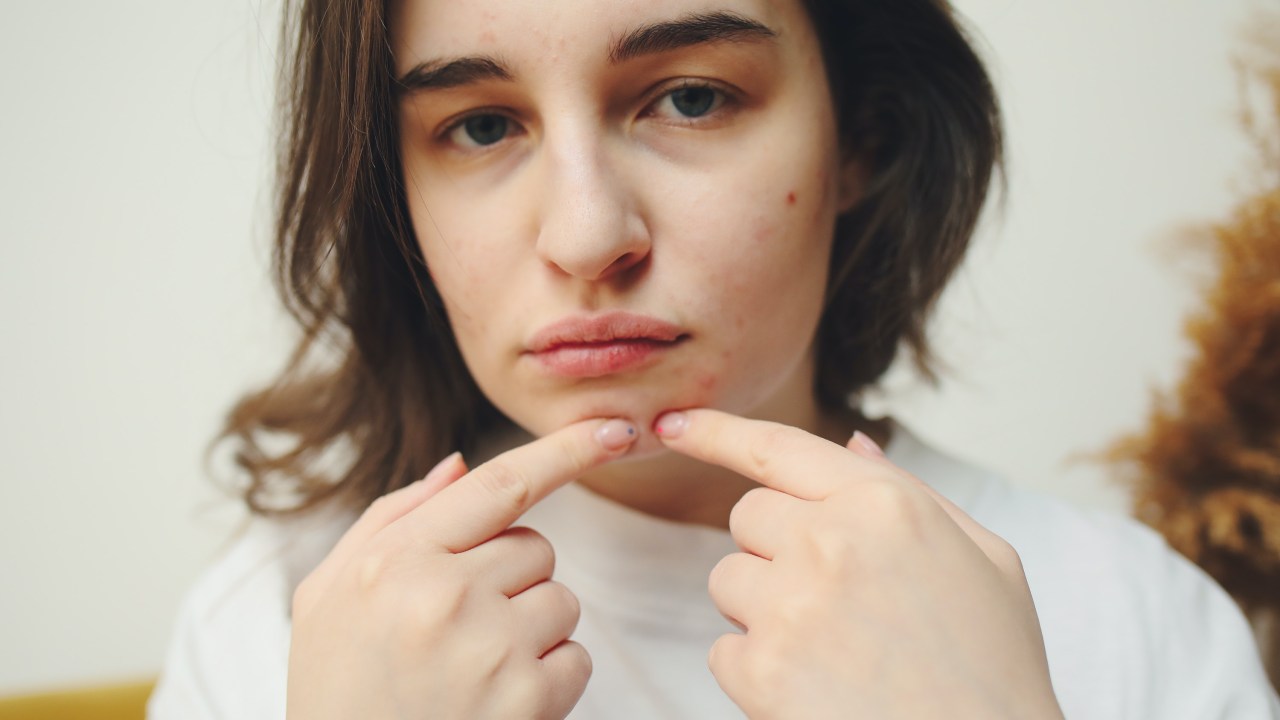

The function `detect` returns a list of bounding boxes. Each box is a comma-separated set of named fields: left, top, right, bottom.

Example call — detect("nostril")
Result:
left=607, top=249, right=650, bottom=278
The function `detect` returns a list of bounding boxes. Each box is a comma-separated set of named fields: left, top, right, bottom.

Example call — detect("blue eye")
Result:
left=669, top=86, right=718, bottom=117
left=453, top=114, right=509, bottom=147
left=651, top=83, right=729, bottom=122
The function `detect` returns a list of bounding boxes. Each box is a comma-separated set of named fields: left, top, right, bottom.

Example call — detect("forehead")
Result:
left=389, top=0, right=796, bottom=75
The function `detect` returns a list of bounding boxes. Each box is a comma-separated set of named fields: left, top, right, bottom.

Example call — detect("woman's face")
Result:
left=394, top=0, right=854, bottom=455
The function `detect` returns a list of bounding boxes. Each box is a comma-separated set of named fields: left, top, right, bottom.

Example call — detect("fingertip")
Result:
left=421, top=451, right=467, bottom=488
left=653, top=410, right=689, bottom=440
left=594, top=419, right=639, bottom=452
left=848, top=430, right=886, bottom=459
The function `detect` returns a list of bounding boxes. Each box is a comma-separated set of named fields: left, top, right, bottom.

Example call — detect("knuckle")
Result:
left=361, top=494, right=391, bottom=522
left=477, top=461, right=534, bottom=514
left=504, top=526, right=557, bottom=576
left=555, top=432, right=598, bottom=474
left=466, top=629, right=516, bottom=681
left=729, top=487, right=771, bottom=534
left=558, top=582, right=582, bottom=619
left=707, top=634, right=734, bottom=675
left=707, top=555, right=733, bottom=596
left=353, top=549, right=394, bottom=593
left=559, top=639, right=593, bottom=679
left=543, top=580, right=581, bottom=621
left=747, top=425, right=800, bottom=480
left=802, top=513, right=858, bottom=572
left=408, top=581, right=470, bottom=637
left=492, top=676, right=537, bottom=718
left=862, top=480, right=923, bottom=531
left=370, top=489, right=405, bottom=513
left=291, top=573, right=319, bottom=616
left=556, top=641, right=594, bottom=700
left=772, top=589, right=815, bottom=632
left=740, top=643, right=783, bottom=689
left=991, top=537, right=1027, bottom=578
left=526, top=530, right=557, bottom=574
left=522, top=641, right=590, bottom=720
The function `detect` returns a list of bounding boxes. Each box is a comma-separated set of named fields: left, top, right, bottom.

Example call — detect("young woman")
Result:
left=151, top=0, right=1280, bottom=717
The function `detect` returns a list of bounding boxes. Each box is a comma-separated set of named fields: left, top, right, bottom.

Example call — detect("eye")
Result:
left=648, top=82, right=731, bottom=123
left=445, top=113, right=514, bottom=149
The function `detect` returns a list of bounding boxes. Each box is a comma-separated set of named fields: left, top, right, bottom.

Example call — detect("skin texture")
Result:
left=394, top=0, right=869, bottom=525
left=284, top=0, right=1065, bottom=717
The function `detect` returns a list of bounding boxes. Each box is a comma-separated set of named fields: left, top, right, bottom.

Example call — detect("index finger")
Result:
left=655, top=408, right=860, bottom=500
left=411, top=418, right=637, bottom=552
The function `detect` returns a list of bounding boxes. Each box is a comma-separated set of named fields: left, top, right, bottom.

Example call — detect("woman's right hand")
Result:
left=285, top=418, right=638, bottom=720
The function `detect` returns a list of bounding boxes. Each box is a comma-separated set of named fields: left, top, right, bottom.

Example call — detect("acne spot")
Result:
left=695, top=372, right=717, bottom=392
left=786, top=191, right=797, bottom=206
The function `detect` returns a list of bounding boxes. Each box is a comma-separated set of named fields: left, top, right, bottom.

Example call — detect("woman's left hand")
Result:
left=654, top=409, right=1064, bottom=720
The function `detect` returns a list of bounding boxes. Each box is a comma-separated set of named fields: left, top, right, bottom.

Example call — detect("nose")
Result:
left=534, top=133, right=650, bottom=282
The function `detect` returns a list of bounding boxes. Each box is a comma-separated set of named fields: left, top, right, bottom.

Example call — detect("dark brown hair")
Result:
left=218, top=0, right=1003, bottom=514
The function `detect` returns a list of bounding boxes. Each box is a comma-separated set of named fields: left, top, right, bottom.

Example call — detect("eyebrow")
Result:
left=608, top=11, right=777, bottom=64
left=395, top=11, right=777, bottom=95
left=397, top=56, right=512, bottom=95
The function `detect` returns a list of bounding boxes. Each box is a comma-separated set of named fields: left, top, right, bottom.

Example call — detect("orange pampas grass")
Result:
left=1108, top=18, right=1280, bottom=689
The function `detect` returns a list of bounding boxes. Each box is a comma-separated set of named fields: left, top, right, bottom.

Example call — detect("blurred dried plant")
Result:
left=1107, top=10, right=1280, bottom=690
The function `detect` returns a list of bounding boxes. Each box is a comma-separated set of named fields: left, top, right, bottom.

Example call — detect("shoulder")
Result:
left=148, top=504, right=356, bottom=720
left=887, top=423, right=1280, bottom=719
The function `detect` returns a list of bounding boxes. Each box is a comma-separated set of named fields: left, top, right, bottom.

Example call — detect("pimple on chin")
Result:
left=786, top=191, right=797, bottom=206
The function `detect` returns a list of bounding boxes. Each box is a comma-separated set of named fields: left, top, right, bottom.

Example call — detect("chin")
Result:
left=504, top=385, right=711, bottom=443
left=614, top=431, right=672, bottom=461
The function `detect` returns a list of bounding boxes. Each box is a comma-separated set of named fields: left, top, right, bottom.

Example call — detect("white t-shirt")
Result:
left=149, top=423, right=1280, bottom=719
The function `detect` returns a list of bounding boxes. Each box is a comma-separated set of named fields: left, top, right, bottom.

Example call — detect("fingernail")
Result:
left=654, top=411, right=688, bottom=439
left=852, top=431, right=885, bottom=457
left=595, top=419, right=638, bottom=451
left=421, top=451, right=462, bottom=483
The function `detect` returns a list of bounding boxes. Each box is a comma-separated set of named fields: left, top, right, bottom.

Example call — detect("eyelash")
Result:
left=437, top=79, right=739, bottom=152
left=645, top=80, right=734, bottom=124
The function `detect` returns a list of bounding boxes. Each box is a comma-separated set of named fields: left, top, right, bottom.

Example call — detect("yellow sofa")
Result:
left=0, top=679, right=155, bottom=720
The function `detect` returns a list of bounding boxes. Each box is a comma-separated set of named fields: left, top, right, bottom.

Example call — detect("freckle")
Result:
left=787, top=191, right=797, bottom=206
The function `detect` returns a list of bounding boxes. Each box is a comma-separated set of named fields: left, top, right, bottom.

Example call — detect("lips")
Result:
left=524, top=311, right=688, bottom=378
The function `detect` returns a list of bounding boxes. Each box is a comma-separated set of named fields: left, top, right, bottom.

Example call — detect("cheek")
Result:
left=666, top=171, right=834, bottom=383
left=695, top=369, right=718, bottom=394
left=689, top=196, right=829, bottom=316
left=413, top=197, right=514, bottom=315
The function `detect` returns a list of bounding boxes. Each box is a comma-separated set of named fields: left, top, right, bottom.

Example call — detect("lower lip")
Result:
left=529, top=339, right=679, bottom=378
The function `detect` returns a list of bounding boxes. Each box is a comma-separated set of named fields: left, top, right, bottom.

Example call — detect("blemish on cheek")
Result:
left=786, top=191, right=797, bottom=206
left=695, top=372, right=717, bottom=392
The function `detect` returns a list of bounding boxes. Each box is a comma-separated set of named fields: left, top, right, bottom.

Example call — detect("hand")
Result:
left=655, top=409, right=1064, bottom=720
left=286, top=418, right=637, bottom=720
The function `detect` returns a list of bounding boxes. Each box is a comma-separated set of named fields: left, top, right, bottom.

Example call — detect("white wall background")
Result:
left=0, top=0, right=1264, bottom=694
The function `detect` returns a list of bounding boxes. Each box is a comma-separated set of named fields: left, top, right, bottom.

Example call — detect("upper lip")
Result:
left=525, top=311, right=688, bottom=353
